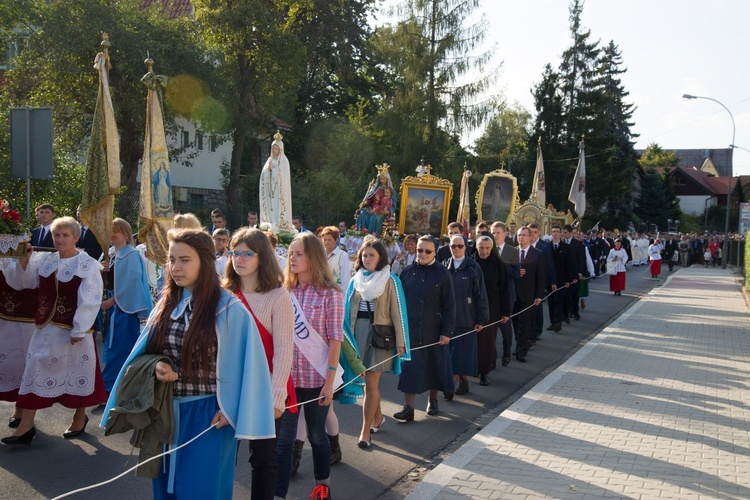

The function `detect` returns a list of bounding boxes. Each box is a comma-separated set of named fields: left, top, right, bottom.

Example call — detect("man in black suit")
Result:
left=492, top=221, right=518, bottom=366
left=663, top=234, right=679, bottom=272
left=512, top=227, right=545, bottom=362
left=75, top=205, right=104, bottom=260
left=528, top=223, right=555, bottom=340
left=563, top=224, right=586, bottom=321
left=31, top=203, right=55, bottom=248
left=547, top=225, right=574, bottom=332
left=436, top=222, right=463, bottom=262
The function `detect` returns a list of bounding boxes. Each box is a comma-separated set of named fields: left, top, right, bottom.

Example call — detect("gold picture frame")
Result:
left=398, top=169, right=453, bottom=237
left=475, top=169, right=518, bottom=225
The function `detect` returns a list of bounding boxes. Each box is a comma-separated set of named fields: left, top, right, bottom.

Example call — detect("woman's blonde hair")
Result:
left=173, top=213, right=202, bottom=229
left=112, top=218, right=135, bottom=246
left=283, top=232, right=340, bottom=292
left=50, top=216, right=81, bottom=240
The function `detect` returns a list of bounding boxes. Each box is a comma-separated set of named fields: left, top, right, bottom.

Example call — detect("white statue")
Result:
left=259, top=131, right=294, bottom=233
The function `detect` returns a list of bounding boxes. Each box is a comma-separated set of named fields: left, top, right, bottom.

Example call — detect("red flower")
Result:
left=363, top=228, right=369, bottom=234
left=2, top=209, right=21, bottom=222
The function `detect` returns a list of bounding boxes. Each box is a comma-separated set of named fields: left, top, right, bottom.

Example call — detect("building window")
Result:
left=674, top=177, right=685, bottom=186
left=196, top=133, right=204, bottom=150
left=181, top=131, right=190, bottom=148
left=190, top=193, right=204, bottom=212
left=209, top=135, right=217, bottom=152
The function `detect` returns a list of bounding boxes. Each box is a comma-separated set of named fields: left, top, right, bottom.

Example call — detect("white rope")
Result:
left=52, top=275, right=596, bottom=497
left=49, top=423, right=218, bottom=499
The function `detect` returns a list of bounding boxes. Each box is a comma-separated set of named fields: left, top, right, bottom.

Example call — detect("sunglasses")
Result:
left=228, top=250, right=256, bottom=259
left=450, top=244, right=465, bottom=249
left=417, top=249, right=434, bottom=254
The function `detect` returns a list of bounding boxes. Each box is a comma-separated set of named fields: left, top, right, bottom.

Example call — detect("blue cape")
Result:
left=114, top=245, right=153, bottom=319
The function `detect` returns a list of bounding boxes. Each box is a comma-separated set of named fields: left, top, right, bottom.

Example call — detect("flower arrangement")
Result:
left=0, top=200, right=27, bottom=236
left=258, top=221, right=298, bottom=247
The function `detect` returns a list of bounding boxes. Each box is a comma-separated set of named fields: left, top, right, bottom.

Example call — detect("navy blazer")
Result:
left=533, top=240, right=556, bottom=289
left=76, top=226, right=104, bottom=260
left=31, top=226, right=54, bottom=248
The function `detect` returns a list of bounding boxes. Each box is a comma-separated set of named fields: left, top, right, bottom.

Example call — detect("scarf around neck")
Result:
left=353, top=265, right=391, bottom=302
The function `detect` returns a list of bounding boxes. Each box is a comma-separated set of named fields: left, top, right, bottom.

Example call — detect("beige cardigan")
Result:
left=348, top=276, right=406, bottom=349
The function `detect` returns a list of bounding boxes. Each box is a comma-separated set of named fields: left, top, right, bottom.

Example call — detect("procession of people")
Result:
left=0, top=165, right=739, bottom=500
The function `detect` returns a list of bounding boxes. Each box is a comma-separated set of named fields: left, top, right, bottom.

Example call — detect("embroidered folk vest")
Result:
left=36, top=273, right=87, bottom=330
left=0, top=271, right=36, bottom=322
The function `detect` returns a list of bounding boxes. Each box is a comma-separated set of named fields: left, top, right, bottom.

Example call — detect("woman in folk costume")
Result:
left=222, top=228, right=297, bottom=500
left=607, top=238, right=629, bottom=296
left=101, top=229, right=274, bottom=499
left=260, top=131, right=294, bottom=233
left=99, top=218, right=152, bottom=393
left=284, top=232, right=357, bottom=500
left=0, top=259, right=37, bottom=429
left=342, top=237, right=410, bottom=449
left=2, top=217, right=107, bottom=446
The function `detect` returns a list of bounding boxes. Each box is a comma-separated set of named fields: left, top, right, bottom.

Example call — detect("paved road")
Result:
left=0, top=263, right=666, bottom=499
left=407, top=265, right=750, bottom=499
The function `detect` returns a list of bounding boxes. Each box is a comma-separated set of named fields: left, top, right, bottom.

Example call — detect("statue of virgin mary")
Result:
left=259, top=131, right=294, bottom=233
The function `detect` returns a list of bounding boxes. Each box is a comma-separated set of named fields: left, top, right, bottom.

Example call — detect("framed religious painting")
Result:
left=398, top=167, right=453, bottom=237
left=475, top=169, right=518, bottom=225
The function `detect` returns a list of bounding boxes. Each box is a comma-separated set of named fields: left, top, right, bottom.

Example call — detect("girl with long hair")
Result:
left=284, top=232, right=350, bottom=500
left=223, top=228, right=297, bottom=500
left=101, top=229, right=274, bottom=499
left=343, top=237, right=410, bottom=448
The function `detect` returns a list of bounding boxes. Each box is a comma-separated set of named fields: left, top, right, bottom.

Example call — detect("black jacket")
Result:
left=550, top=240, right=575, bottom=286
left=476, top=252, right=512, bottom=321
left=444, top=256, right=490, bottom=330
left=31, top=226, right=54, bottom=248
left=515, top=245, right=546, bottom=304
left=400, top=261, right=456, bottom=346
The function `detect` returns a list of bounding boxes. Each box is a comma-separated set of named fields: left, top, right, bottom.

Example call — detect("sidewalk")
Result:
left=407, top=266, right=750, bottom=499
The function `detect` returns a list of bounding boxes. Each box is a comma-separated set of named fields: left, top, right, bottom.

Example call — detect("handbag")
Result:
left=606, top=260, right=619, bottom=275
left=366, top=301, right=395, bottom=351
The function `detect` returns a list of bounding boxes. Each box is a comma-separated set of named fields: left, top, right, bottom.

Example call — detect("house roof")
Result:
left=636, top=148, right=733, bottom=177
left=674, top=166, right=738, bottom=195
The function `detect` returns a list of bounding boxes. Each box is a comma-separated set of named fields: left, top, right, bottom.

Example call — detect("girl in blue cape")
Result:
left=101, top=229, right=274, bottom=499
left=100, top=218, right=152, bottom=393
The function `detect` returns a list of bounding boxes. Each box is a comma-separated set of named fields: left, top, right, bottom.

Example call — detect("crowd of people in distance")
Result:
left=0, top=202, right=740, bottom=500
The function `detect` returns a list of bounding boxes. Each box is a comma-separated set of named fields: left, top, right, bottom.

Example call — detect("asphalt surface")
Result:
left=0, top=262, right=666, bottom=499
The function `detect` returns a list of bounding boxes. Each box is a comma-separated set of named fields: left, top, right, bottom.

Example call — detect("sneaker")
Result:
left=311, top=484, right=332, bottom=500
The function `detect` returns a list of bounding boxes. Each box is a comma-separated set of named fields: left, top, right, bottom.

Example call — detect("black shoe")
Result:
left=393, top=405, right=415, bottom=421
left=553, top=323, right=561, bottom=333
left=455, top=378, right=469, bottom=395
left=502, top=356, right=511, bottom=366
left=328, top=433, right=342, bottom=464
left=516, top=354, right=526, bottom=363
left=426, top=399, right=439, bottom=416
left=573, top=313, right=581, bottom=321
left=563, top=317, right=571, bottom=324
left=63, top=416, right=88, bottom=439
left=2, top=426, right=36, bottom=446
left=292, top=439, right=304, bottom=475
left=443, top=391, right=454, bottom=401
left=546, top=324, right=555, bottom=331
left=8, top=417, right=21, bottom=429
left=479, top=374, right=489, bottom=386
left=357, top=438, right=371, bottom=449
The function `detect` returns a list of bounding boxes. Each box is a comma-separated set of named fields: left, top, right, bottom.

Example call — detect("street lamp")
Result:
left=682, top=93, right=735, bottom=269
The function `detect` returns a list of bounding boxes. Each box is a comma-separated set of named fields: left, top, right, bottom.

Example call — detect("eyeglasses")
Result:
left=213, top=237, right=229, bottom=242
left=417, top=249, right=434, bottom=254
left=450, top=244, right=465, bottom=249
left=228, top=250, right=256, bottom=259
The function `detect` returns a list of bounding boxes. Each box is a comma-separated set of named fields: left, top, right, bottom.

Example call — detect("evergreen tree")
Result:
left=634, top=168, right=682, bottom=231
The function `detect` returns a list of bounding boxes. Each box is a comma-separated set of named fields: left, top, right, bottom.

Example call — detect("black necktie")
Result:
left=40, top=228, right=47, bottom=245
left=520, top=249, right=525, bottom=262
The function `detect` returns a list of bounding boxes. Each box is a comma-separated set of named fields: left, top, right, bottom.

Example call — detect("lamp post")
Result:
left=682, top=94, right=735, bottom=269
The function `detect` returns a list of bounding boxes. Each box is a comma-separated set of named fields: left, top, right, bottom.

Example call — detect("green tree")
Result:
left=192, top=0, right=306, bottom=214
left=634, top=168, right=682, bottom=231
left=474, top=101, right=531, bottom=177
left=1, top=0, right=214, bottom=218
left=639, top=142, right=680, bottom=172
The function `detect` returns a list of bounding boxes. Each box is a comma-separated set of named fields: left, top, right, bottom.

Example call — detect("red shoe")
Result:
left=311, top=484, right=332, bottom=500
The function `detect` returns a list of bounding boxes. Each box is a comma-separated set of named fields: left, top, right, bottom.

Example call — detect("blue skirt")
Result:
left=450, top=330, right=478, bottom=376
left=153, top=395, right=237, bottom=500
left=102, top=303, right=142, bottom=392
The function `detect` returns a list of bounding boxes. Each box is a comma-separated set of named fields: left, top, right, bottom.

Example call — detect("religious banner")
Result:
left=456, top=167, right=472, bottom=237
left=138, top=58, right=173, bottom=265
left=532, top=137, right=546, bottom=207
left=80, top=34, right=120, bottom=261
left=568, top=139, right=587, bottom=218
